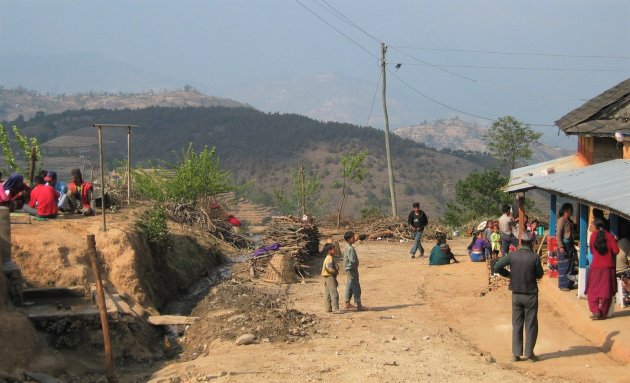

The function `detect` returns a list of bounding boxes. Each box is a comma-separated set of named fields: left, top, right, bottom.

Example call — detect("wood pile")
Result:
left=251, top=216, right=320, bottom=281
left=351, top=216, right=450, bottom=241
left=165, top=202, right=252, bottom=248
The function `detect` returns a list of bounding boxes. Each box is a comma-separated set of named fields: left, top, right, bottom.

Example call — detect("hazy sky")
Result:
left=1, top=0, right=629, bottom=136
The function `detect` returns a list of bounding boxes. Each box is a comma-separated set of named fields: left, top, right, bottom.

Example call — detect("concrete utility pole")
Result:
left=381, top=42, right=397, bottom=217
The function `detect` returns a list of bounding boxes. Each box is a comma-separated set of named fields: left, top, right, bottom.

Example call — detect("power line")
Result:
left=315, top=0, right=381, bottom=43
left=309, top=0, right=477, bottom=83
left=387, top=68, right=555, bottom=127
left=392, top=62, right=630, bottom=72
left=293, top=0, right=379, bottom=60
left=393, top=46, right=630, bottom=60
left=365, top=70, right=382, bottom=126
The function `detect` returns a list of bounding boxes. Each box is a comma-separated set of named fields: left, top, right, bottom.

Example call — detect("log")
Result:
left=148, top=315, right=199, bottom=326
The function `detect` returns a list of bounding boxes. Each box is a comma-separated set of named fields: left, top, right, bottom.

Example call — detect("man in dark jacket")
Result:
left=408, top=202, right=428, bottom=258
left=493, top=231, right=544, bottom=362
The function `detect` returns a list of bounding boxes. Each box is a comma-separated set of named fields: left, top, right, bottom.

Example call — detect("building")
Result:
left=506, top=77, right=630, bottom=302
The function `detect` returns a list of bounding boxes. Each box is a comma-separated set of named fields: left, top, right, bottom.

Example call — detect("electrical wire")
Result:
left=392, top=62, right=630, bottom=72
left=315, top=0, right=381, bottom=43
left=294, top=0, right=379, bottom=60
left=392, top=46, right=630, bottom=60
left=387, top=68, right=555, bottom=127
left=365, top=70, right=382, bottom=126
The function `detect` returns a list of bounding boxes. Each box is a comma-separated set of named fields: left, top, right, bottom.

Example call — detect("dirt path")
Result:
left=146, top=239, right=627, bottom=383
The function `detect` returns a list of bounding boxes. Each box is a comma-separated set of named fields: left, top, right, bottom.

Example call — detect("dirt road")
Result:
left=146, top=239, right=628, bottom=383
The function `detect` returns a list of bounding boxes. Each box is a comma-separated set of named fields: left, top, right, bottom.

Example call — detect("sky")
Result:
left=1, top=0, right=629, bottom=146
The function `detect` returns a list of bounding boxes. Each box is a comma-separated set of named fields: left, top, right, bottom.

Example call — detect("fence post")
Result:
left=87, top=234, right=115, bottom=382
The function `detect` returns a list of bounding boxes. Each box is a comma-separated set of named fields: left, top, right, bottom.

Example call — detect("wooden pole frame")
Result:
left=93, top=124, right=139, bottom=232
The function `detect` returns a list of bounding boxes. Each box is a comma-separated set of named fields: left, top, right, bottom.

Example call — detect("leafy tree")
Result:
left=273, top=163, right=324, bottom=216
left=133, top=144, right=236, bottom=203
left=0, top=124, right=41, bottom=178
left=483, top=116, right=542, bottom=170
left=442, top=169, right=513, bottom=227
left=336, top=150, right=368, bottom=227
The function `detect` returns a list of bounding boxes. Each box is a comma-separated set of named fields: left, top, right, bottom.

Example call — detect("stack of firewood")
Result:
left=351, top=216, right=450, bottom=241
left=251, top=216, right=320, bottom=280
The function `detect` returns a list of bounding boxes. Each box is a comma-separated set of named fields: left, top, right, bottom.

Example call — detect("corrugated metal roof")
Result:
left=555, top=78, right=630, bottom=135
left=503, top=155, right=587, bottom=193
left=526, top=159, right=630, bottom=220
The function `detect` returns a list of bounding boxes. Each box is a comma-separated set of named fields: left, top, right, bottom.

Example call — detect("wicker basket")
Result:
left=263, top=253, right=297, bottom=284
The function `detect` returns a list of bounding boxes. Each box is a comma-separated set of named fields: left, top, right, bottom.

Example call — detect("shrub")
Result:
left=135, top=205, right=170, bottom=251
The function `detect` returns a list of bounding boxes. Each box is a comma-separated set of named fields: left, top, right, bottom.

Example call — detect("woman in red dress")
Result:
left=586, top=219, right=620, bottom=319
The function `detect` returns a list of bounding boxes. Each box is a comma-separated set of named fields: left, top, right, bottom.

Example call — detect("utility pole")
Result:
left=381, top=42, right=397, bottom=217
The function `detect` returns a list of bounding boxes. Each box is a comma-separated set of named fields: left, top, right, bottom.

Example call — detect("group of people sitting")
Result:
left=0, top=168, right=94, bottom=218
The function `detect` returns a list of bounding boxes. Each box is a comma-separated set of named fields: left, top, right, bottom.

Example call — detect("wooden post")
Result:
left=87, top=234, right=114, bottom=382
left=381, top=42, right=397, bottom=217
left=517, top=192, right=525, bottom=246
left=97, top=126, right=107, bottom=231
left=300, top=163, right=306, bottom=218
left=0, top=207, right=10, bottom=266
left=28, top=146, right=38, bottom=184
left=127, top=126, right=131, bottom=207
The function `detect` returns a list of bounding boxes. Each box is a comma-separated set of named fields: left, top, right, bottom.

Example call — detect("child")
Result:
left=491, top=224, right=501, bottom=254
left=343, top=231, right=368, bottom=311
left=23, top=175, right=59, bottom=218
left=321, top=243, right=342, bottom=314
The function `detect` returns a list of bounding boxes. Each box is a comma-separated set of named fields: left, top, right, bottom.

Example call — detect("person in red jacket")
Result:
left=67, top=168, right=94, bottom=216
left=23, top=175, right=59, bottom=218
left=586, top=218, right=620, bottom=320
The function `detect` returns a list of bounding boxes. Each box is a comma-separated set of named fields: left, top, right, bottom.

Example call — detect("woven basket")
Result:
left=263, top=253, right=297, bottom=284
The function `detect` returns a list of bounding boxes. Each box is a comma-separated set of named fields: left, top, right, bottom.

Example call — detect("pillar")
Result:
left=578, top=203, right=589, bottom=298
left=549, top=194, right=557, bottom=236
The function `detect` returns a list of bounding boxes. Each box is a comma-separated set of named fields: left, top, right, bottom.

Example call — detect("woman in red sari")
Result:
left=586, top=219, right=619, bottom=319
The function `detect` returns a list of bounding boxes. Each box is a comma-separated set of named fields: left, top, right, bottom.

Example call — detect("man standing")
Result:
left=499, top=204, right=518, bottom=256
left=408, top=202, right=428, bottom=258
left=493, top=232, right=543, bottom=362
left=556, top=203, right=576, bottom=291
left=343, top=231, right=368, bottom=311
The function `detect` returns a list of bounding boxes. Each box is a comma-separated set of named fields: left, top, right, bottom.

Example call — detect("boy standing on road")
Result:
left=321, top=243, right=343, bottom=314
left=408, top=202, right=428, bottom=258
left=343, top=231, right=368, bottom=311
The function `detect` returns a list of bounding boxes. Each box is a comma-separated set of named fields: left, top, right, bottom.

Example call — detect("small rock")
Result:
left=384, top=361, right=398, bottom=366
left=335, top=351, right=341, bottom=355
left=235, top=334, right=256, bottom=345
left=403, top=347, right=410, bottom=352
left=585, top=364, right=591, bottom=368
left=391, top=336, right=397, bottom=341
left=484, top=356, right=496, bottom=364
left=423, top=336, right=430, bottom=340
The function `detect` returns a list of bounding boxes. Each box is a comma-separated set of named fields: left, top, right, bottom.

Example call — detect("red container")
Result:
left=547, top=236, right=558, bottom=252
left=546, top=269, right=558, bottom=278
left=548, top=256, right=558, bottom=266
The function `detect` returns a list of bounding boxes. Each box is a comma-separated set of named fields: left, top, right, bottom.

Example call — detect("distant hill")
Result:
left=0, top=86, right=246, bottom=121
left=395, top=118, right=572, bottom=164
left=6, top=107, right=492, bottom=218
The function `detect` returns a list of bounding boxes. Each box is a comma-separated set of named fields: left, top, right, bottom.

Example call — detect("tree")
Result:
left=483, top=116, right=542, bottom=170
left=0, top=124, right=41, bottom=179
left=442, top=169, right=513, bottom=227
left=133, top=144, right=236, bottom=203
left=336, top=150, right=368, bottom=227
left=273, top=163, right=324, bottom=216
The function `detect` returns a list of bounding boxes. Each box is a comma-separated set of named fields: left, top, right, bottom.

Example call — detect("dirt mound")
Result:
left=176, top=280, right=317, bottom=361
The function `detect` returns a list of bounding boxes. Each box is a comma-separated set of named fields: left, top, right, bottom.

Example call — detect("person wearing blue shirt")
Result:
left=44, top=171, right=69, bottom=211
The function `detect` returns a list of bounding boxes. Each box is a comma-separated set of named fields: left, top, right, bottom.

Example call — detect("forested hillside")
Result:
left=4, top=107, right=494, bottom=217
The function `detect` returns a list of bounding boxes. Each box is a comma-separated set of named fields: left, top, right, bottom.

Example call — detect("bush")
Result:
left=136, top=205, right=170, bottom=251
left=361, top=206, right=386, bottom=219
left=133, top=144, right=236, bottom=203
